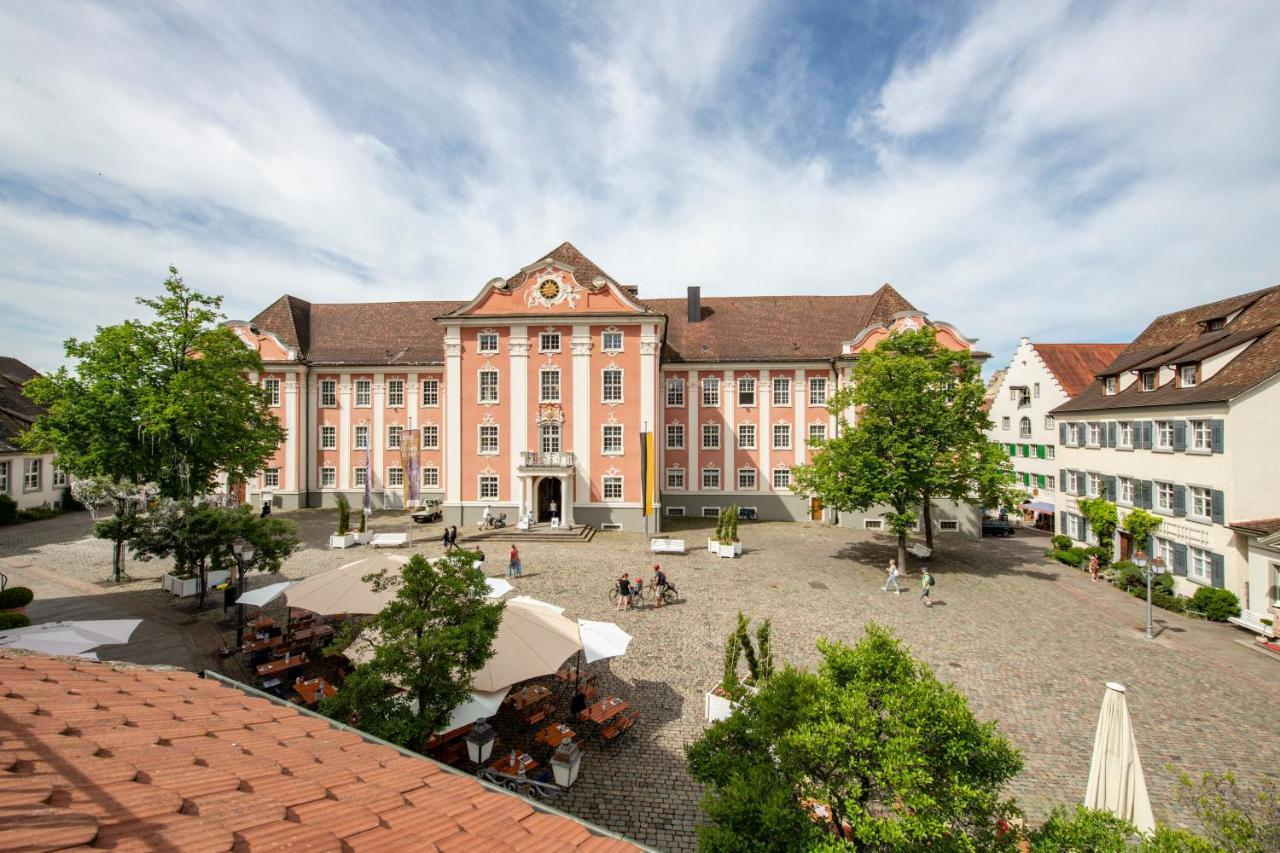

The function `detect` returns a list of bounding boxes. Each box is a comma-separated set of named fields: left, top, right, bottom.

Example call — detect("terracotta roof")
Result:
left=1032, top=344, right=1128, bottom=398
left=0, top=357, right=44, bottom=453
left=1228, top=518, right=1280, bottom=536
left=504, top=242, right=620, bottom=291
left=304, top=301, right=464, bottom=366
left=0, top=651, right=640, bottom=852
left=647, top=284, right=916, bottom=363
left=250, top=296, right=311, bottom=357
left=1055, top=284, right=1280, bottom=412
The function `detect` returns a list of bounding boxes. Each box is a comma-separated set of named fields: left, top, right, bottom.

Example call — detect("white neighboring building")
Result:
left=986, top=339, right=1125, bottom=522
left=0, top=358, right=68, bottom=511
left=1053, top=285, right=1280, bottom=612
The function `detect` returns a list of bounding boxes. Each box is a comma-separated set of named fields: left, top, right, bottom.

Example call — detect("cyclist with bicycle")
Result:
left=652, top=564, right=670, bottom=607
left=616, top=572, right=632, bottom=611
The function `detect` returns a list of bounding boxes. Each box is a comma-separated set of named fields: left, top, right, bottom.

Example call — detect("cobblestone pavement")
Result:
left=3, top=511, right=1278, bottom=851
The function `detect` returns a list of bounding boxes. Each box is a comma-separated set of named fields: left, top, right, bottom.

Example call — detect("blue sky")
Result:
left=3, top=1, right=1279, bottom=374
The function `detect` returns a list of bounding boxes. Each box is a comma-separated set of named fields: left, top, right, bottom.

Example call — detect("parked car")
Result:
left=981, top=518, right=1015, bottom=537
left=410, top=500, right=443, bottom=524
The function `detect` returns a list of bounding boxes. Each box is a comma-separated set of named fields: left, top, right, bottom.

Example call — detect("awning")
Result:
left=1021, top=501, right=1055, bottom=514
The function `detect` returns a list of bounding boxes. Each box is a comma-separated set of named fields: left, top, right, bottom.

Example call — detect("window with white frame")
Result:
left=808, top=377, right=827, bottom=406
left=1141, top=370, right=1156, bottom=391
left=1021, top=417, right=1033, bottom=438
left=702, top=378, right=720, bottom=407
left=602, top=476, right=623, bottom=501
left=1119, top=477, right=1134, bottom=504
left=423, top=466, right=439, bottom=488
left=702, top=467, right=721, bottom=490
left=478, top=369, right=499, bottom=404
left=1180, top=364, right=1198, bottom=387
left=1033, top=383, right=1040, bottom=398
left=1044, top=415, right=1055, bottom=431
left=421, top=378, right=439, bottom=407
left=1087, top=473, right=1101, bottom=497
left=540, top=423, right=561, bottom=454
left=940, top=520, right=960, bottom=531
left=422, top=424, right=439, bottom=450
left=666, top=378, right=685, bottom=407
left=737, top=423, right=756, bottom=449
left=737, top=467, right=757, bottom=490
left=263, top=378, right=280, bottom=407
left=1155, top=420, right=1174, bottom=450
left=772, top=468, right=791, bottom=489
left=387, top=467, right=404, bottom=487
left=539, top=368, right=561, bottom=403
left=320, top=379, right=337, bottom=407
left=602, top=368, right=623, bottom=403
left=1151, top=536, right=1173, bottom=568
left=701, top=507, right=720, bottom=518
left=1155, top=481, right=1174, bottom=512
left=1046, top=445, right=1055, bottom=460
left=539, top=331, right=561, bottom=352
left=602, top=330, right=623, bottom=352
left=387, top=425, right=402, bottom=449
left=1066, top=514, right=1079, bottom=538
left=353, top=466, right=368, bottom=487
left=864, top=519, right=884, bottom=530
left=665, top=506, right=685, bottom=517
left=479, top=424, right=499, bottom=454
left=1191, top=420, right=1211, bottom=451
left=354, top=425, right=370, bottom=450
left=1189, top=547, right=1212, bottom=583
left=1104, top=376, right=1117, bottom=395
left=1190, top=486, right=1211, bottom=519
left=479, top=475, right=499, bottom=500
left=320, top=425, right=336, bottom=449
left=1118, top=421, right=1133, bottom=448
left=737, top=378, right=756, bottom=406
left=602, top=424, right=623, bottom=455
left=809, top=423, right=827, bottom=443
left=1088, top=422, right=1102, bottom=446
left=355, top=380, right=371, bottom=407
left=772, top=377, right=791, bottom=407
left=772, top=423, right=792, bottom=449
left=478, top=332, right=499, bottom=354
left=666, top=423, right=685, bottom=449
left=666, top=468, right=685, bottom=489
left=320, top=467, right=336, bottom=488
left=387, top=379, right=404, bottom=407
left=1046, top=475, right=1056, bottom=491
left=52, top=467, right=67, bottom=487
left=262, top=467, right=279, bottom=489
left=1001, top=416, right=1010, bottom=430
left=702, top=423, right=721, bottom=450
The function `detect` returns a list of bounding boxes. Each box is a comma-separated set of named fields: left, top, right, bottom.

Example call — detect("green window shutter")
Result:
left=1037, top=474, right=1046, bottom=488
left=1036, top=444, right=1046, bottom=459
left=1007, top=444, right=1016, bottom=456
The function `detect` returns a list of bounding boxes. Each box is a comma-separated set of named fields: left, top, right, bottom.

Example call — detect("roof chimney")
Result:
left=687, top=286, right=701, bottom=323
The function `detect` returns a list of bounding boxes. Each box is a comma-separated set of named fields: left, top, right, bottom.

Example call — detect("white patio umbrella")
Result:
left=1085, top=682, right=1155, bottom=833
left=470, top=600, right=583, bottom=692
left=577, top=620, right=633, bottom=664
left=236, top=581, right=293, bottom=608
left=0, top=620, right=142, bottom=659
left=507, top=595, right=564, bottom=615
left=485, top=578, right=514, bottom=599
left=410, top=687, right=511, bottom=734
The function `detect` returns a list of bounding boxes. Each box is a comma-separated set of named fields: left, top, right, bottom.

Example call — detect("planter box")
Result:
left=704, top=688, right=738, bottom=722
left=707, top=539, right=741, bottom=558
left=162, top=570, right=230, bottom=599
left=330, top=533, right=357, bottom=549
left=354, top=531, right=373, bottom=545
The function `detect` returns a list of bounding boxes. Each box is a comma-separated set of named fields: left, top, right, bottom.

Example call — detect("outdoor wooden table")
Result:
left=583, top=696, right=628, bottom=725
left=294, top=677, right=337, bottom=706
left=489, top=752, right=538, bottom=777
left=556, top=666, right=596, bottom=685
left=244, top=634, right=284, bottom=653
left=290, top=625, right=335, bottom=646
left=248, top=615, right=275, bottom=631
left=508, top=685, right=551, bottom=711
left=534, top=722, right=576, bottom=749
left=256, top=653, right=308, bottom=678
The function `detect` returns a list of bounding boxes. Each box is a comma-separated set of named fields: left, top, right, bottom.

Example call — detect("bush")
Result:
left=1054, top=549, right=1085, bottom=568
left=1083, top=546, right=1110, bottom=567
left=1151, top=590, right=1187, bottom=614
left=1114, top=562, right=1145, bottom=593
left=0, top=494, right=16, bottom=524
left=1186, top=587, right=1241, bottom=622
left=0, top=612, right=31, bottom=630
left=1029, top=804, right=1135, bottom=851
left=16, top=504, right=62, bottom=522
left=1051, top=534, right=1072, bottom=551
left=0, top=587, right=34, bottom=609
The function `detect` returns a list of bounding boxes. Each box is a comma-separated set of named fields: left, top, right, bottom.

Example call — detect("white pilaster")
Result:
left=445, top=330, right=462, bottom=502
left=372, top=376, right=385, bottom=495
left=723, top=369, right=734, bottom=487
left=306, top=374, right=318, bottom=502
left=688, top=369, right=698, bottom=491
left=760, top=369, right=771, bottom=489
left=571, top=325, right=592, bottom=505
left=794, top=370, right=806, bottom=466
left=562, top=475, right=575, bottom=526
left=510, top=327, right=529, bottom=504
left=338, top=373, right=352, bottom=490
left=283, top=376, right=299, bottom=492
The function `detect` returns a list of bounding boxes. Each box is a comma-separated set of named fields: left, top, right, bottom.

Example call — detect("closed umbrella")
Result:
left=0, top=620, right=142, bottom=659
left=577, top=620, right=632, bottom=664
left=1085, top=682, right=1155, bottom=833
left=470, top=601, right=583, bottom=692
left=236, top=581, right=293, bottom=608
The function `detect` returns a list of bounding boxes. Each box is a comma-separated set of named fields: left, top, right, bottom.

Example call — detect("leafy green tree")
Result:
left=71, top=477, right=153, bottom=582
left=686, top=623, right=1023, bottom=851
left=1177, top=770, right=1280, bottom=852
left=1123, top=508, right=1164, bottom=554
left=1077, top=497, right=1120, bottom=562
left=1029, top=805, right=1137, bottom=851
left=321, top=552, right=503, bottom=750
left=793, top=328, right=1017, bottom=568
left=21, top=268, right=284, bottom=503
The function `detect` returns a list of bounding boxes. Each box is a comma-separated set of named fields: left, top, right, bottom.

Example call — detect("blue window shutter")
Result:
left=1172, top=485, right=1186, bottom=517
left=1211, top=419, right=1225, bottom=453
left=1059, top=511, right=1067, bottom=534
left=1107, top=422, right=1116, bottom=447
left=1060, top=469, right=1068, bottom=492
left=1143, top=421, right=1154, bottom=449
left=1059, top=422, right=1068, bottom=444
left=1210, top=490, right=1225, bottom=525
left=1078, top=472, right=1087, bottom=495
left=1172, top=420, right=1186, bottom=451
left=1141, top=480, right=1154, bottom=508
left=1210, top=553, right=1225, bottom=589
left=1105, top=476, right=1117, bottom=500
left=1173, top=543, right=1188, bottom=576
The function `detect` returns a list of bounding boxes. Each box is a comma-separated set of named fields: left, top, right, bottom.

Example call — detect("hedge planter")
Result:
left=330, top=533, right=357, bottom=549
left=707, top=540, right=741, bottom=559
left=704, top=685, right=739, bottom=722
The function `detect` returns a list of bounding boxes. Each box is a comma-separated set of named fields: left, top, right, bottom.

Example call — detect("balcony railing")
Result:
left=519, top=451, right=576, bottom=469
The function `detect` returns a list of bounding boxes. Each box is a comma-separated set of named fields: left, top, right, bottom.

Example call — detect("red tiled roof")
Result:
left=1228, top=518, right=1280, bottom=536
left=0, top=651, right=640, bottom=852
left=0, top=356, right=44, bottom=452
left=1032, top=344, right=1128, bottom=398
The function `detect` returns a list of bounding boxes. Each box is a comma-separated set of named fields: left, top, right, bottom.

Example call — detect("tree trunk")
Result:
left=897, top=531, right=907, bottom=575
left=197, top=560, right=207, bottom=610
left=112, top=539, right=124, bottom=583
left=922, top=496, right=935, bottom=551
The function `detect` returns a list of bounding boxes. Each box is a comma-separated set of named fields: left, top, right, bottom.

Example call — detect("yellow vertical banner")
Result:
left=642, top=431, right=654, bottom=516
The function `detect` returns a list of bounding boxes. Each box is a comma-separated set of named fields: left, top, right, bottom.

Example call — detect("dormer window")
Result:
left=1204, top=317, right=1225, bottom=332
left=1179, top=364, right=1198, bottom=387
left=1140, top=370, right=1156, bottom=392
left=1104, top=376, right=1117, bottom=395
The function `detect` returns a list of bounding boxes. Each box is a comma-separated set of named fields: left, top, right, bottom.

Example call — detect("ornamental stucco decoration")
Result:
left=527, top=267, right=585, bottom=310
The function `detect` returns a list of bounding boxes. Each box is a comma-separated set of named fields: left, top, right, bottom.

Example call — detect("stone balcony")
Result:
left=518, top=451, right=577, bottom=471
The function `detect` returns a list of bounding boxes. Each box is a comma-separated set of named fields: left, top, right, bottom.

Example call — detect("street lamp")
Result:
left=1134, top=550, right=1166, bottom=640
left=466, top=718, right=496, bottom=764
left=231, top=537, right=256, bottom=651
left=551, top=738, right=583, bottom=788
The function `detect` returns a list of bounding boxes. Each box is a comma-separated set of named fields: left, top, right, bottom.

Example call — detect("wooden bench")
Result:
left=650, top=538, right=686, bottom=554
left=601, top=710, right=641, bottom=742
left=371, top=532, right=409, bottom=548
left=1228, top=610, right=1276, bottom=639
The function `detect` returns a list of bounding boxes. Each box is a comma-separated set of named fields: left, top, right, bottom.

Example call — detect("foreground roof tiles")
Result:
left=0, top=651, right=639, bottom=851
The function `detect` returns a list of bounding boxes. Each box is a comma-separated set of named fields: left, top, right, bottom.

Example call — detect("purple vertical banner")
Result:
left=408, top=457, right=420, bottom=502
left=364, top=444, right=373, bottom=516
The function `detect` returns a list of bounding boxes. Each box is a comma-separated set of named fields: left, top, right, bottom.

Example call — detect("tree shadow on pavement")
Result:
left=832, top=537, right=1060, bottom=581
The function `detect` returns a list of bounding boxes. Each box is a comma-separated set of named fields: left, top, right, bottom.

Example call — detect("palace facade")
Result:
left=232, top=242, right=983, bottom=533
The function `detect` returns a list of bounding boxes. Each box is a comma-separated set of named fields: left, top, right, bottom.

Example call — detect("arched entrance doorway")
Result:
left=537, top=478, right=562, bottom=524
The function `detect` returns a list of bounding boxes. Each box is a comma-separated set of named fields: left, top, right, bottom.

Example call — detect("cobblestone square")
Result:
left=3, top=511, right=1278, bottom=851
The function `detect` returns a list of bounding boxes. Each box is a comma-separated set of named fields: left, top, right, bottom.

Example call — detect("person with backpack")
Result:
left=921, top=569, right=935, bottom=607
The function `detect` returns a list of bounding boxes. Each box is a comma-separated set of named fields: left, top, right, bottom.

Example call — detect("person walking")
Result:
left=441, top=527, right=452, bottom=552
left=449, top=526, right=458, bottom=549
left=1088, top=553, right=1100, bottom=582
left=883, top=559, right=902, bottom=594
left=508, top=544, right=522, bottom=579
left=920, top=569, right=935, bottom=607
left=616, top=573, right=632, bottom=611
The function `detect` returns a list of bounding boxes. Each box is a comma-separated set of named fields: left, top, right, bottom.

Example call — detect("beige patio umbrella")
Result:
left=1084, top=682, right=1155, bottom=833
left=285, top=555, right=510, bottom=616
left=470, top=600, right=583, bottom=692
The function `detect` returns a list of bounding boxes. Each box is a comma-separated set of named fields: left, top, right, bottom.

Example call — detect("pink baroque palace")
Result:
left=228, top=242, right=986, bottom=534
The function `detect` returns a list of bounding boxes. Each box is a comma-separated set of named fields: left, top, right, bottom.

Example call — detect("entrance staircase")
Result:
left=462, top=524, right=595, bottom=544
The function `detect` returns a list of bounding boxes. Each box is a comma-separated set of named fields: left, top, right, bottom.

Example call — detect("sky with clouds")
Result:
left=3, top=0, right=1279, bottom=374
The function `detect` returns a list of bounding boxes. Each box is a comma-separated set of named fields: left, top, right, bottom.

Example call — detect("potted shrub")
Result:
left=707, top=505, right=741, bottom=558
left=0, top=586, right=34, bottom=614
left=330, top=495, right=357, bottom=549
left=0, top=612, right=31, bottom=630
left=354, top=509, right=372, bottom=545
left=704, top=613, right=773, bottom=721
